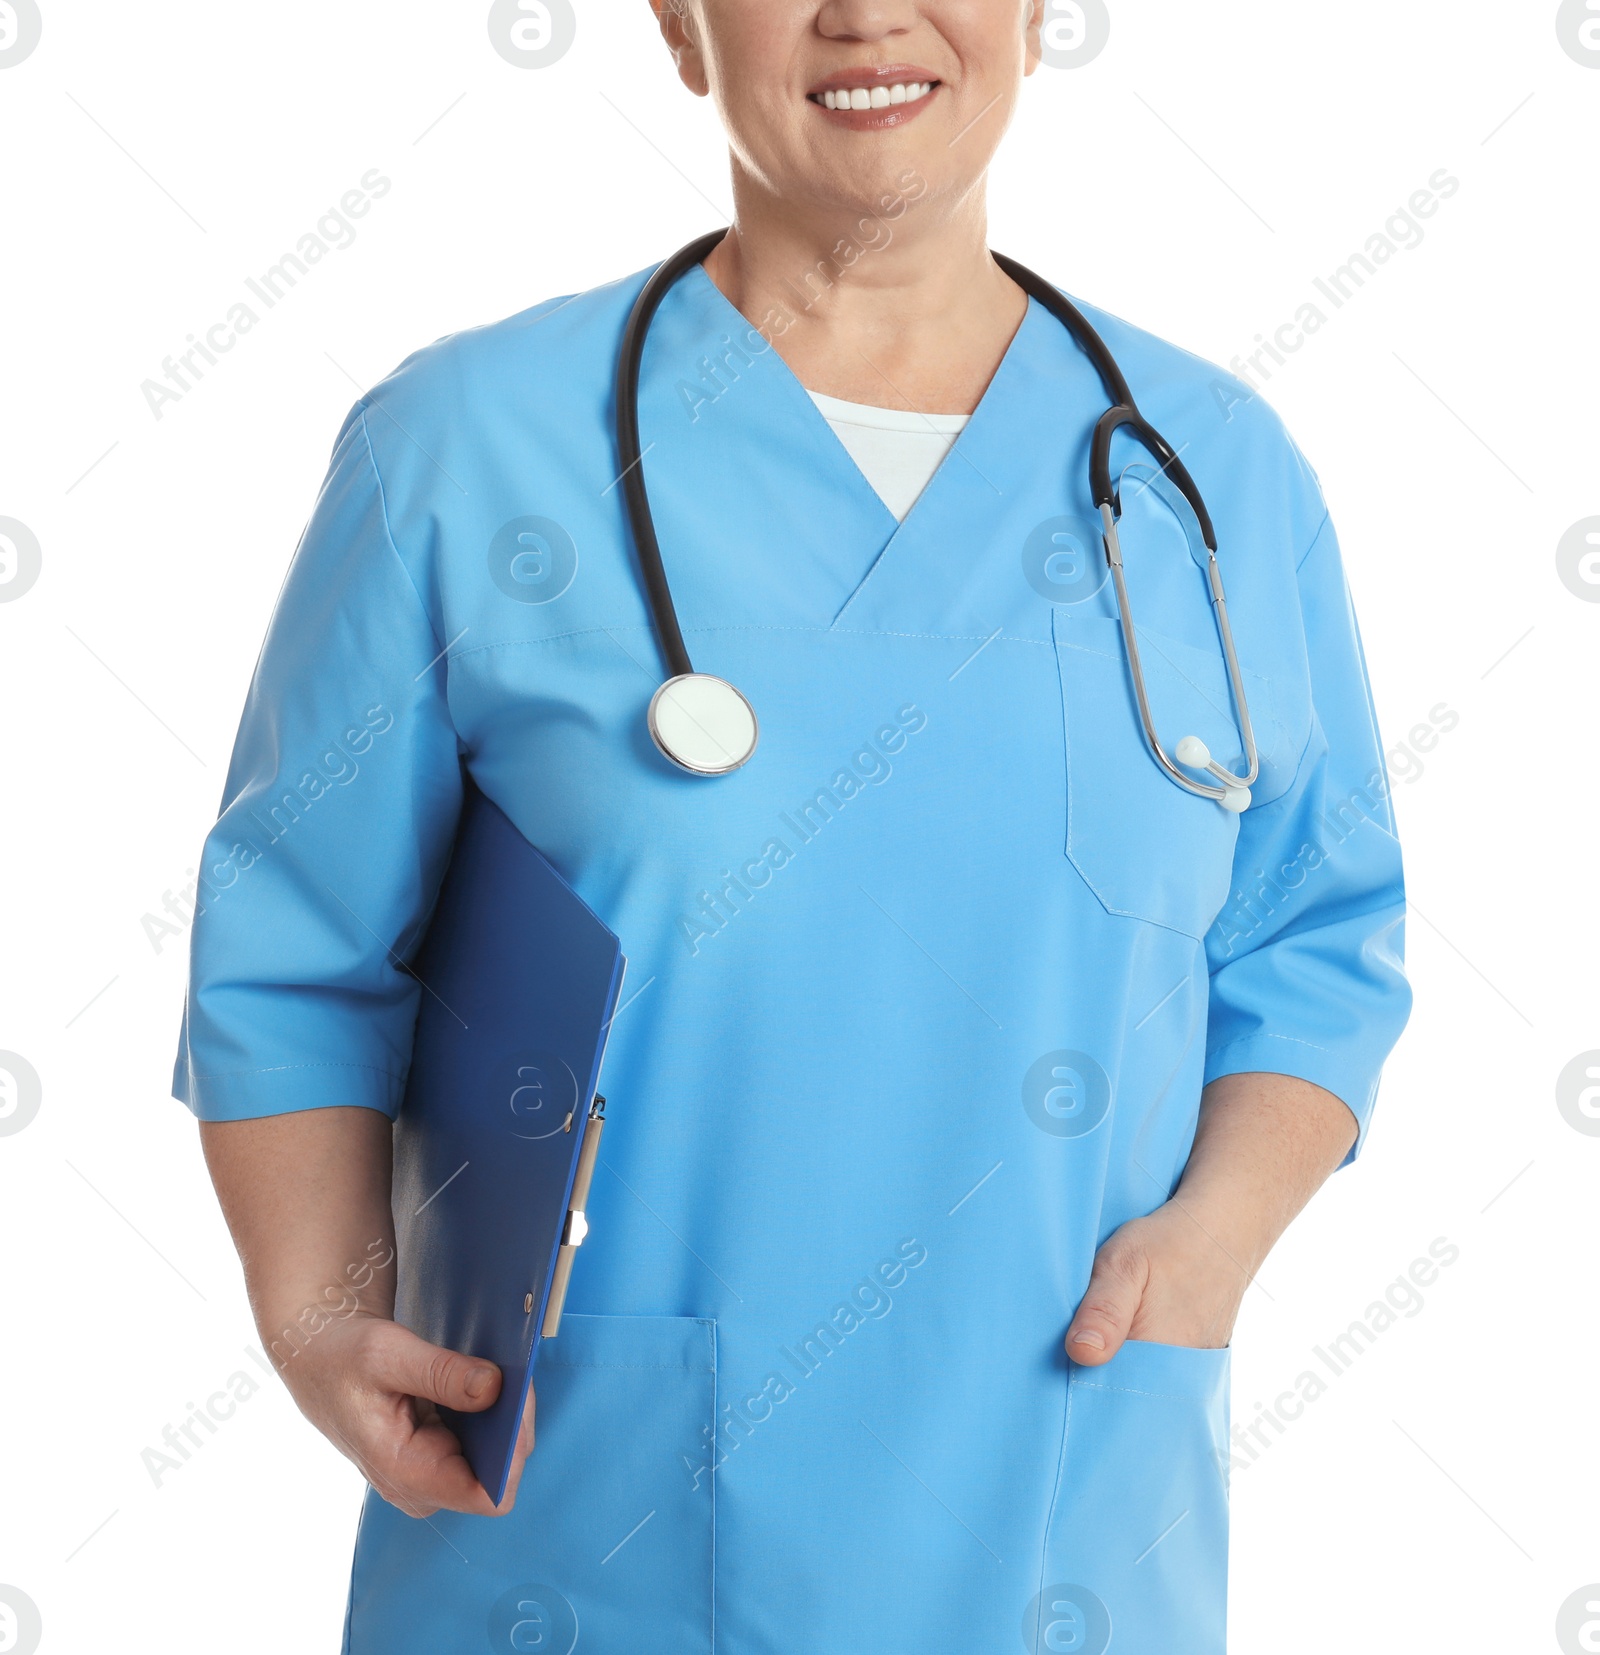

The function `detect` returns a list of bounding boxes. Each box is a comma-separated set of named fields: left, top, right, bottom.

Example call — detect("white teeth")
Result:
left=819, top=81, right=934, bottom=111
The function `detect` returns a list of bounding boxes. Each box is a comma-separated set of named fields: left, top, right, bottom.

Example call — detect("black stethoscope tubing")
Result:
left=614, top=230, right=726, bottom=681
left=616, top=231, right=1258, bottom=804
left=614, top=229, right=1220, bottom=686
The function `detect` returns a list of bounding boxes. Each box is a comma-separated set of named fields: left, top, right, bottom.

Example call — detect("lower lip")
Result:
left=808, top=86, right=940, bottom=132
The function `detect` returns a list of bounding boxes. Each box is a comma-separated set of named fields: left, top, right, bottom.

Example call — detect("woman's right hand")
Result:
left=276, top=1312, right=536, bottom=1519
left=200, top=1108, right=537, bottom=1517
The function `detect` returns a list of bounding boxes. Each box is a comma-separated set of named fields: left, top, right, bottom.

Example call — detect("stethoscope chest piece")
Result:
left=647, top=673, right=759, bottom=775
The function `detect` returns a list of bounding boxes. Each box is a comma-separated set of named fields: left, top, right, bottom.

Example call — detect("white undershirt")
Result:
left=807, top=391, right=970, bottom=522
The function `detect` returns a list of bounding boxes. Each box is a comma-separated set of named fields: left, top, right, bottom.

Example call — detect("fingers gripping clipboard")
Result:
left=391, top=776, right=625, bottom=1506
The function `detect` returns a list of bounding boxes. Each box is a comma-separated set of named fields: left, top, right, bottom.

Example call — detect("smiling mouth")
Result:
left=808, top=79, right=940, bottom=112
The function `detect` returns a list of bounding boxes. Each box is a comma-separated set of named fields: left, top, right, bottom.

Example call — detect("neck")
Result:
left=702, top=170, right=1027, bottom=415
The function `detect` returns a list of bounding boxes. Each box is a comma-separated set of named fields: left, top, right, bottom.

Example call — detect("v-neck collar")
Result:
left=633, top=261, right=1098, bottom=647
left=684, top=262, right=1048, bottom=609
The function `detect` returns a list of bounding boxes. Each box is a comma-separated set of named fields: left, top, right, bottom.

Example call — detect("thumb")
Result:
left=370, top=1324, right=503, bottom=1413
left=1065, top=1235, right=1148, bottom=1367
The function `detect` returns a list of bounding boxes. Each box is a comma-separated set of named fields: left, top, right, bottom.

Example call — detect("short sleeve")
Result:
left=172, top=406, right=463, bottom=1121
left=1203, top=512, right=1412, bottom=1159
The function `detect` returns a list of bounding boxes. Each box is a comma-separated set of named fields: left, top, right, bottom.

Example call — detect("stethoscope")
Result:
left=617, top=230, right=1258, bottom=812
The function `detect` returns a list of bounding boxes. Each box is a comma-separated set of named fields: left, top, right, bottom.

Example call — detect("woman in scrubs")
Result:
left=179, top=3, right=1411, bottom=1651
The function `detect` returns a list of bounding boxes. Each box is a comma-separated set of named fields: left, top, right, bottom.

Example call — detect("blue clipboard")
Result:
left=391, top=776, right=625, bottom=1505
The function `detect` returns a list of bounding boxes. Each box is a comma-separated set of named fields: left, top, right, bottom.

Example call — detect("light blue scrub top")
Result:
left=174, top=259, right=1410, bottom=1655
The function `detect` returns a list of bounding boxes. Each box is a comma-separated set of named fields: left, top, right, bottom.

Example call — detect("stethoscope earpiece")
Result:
left=1175, top=735, right=1251, bottom=812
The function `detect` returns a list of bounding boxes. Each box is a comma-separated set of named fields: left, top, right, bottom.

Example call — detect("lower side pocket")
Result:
left=1031, top=1339, right=1230, bottom=1655
left=344, top=1313, right=716, bottom=1655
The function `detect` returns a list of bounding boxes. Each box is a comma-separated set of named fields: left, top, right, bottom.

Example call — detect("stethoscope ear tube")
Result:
left=615, top=228, right=730, bottom=682
left=1090, top=406, right=1218, bottom=553
left=991, top=252, right=1218, bottom=554
left=990, top=251, right=1135, bottom=409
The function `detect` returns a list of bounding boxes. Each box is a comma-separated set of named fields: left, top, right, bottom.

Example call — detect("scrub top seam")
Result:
left=1055, top=636, right=1123, bottom=665
left=1068, top=1379, right=1221, bottom=1401
left=828, top=626, right=1050, bottom=645
left=1299, top=521, right=1400, bottom=837
left=534, top=1361, right=713, bottom=1373
left=1293, top=509, right=1333, bottom=574
left=184, top=1060, right=406, bottom=1080
left=709, top=1318, right=718, bottom=1655
left=1089, top=891, right=1232, bottom=946
left=340, top=1500, right=368, bottom=1655
left=1205, top=1031, right=1332, bottom=1059
left=1034, top=1370, right=1077, bottom=1628
left=1249, top=698, right=1317, bottom=814
left=447, top=625, right=1055, bottom=662
left=357, top=406, right=448, bottom=655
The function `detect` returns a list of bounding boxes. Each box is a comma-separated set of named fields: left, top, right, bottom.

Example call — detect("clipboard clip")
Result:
left=540, top=1095, right=605, bottom=1338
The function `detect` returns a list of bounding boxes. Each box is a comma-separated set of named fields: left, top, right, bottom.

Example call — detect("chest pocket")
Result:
left=1053, top=609, right=1278, bottom=939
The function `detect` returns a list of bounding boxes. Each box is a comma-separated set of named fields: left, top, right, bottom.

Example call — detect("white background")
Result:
left=1, top=2, right=1596, bottom=1651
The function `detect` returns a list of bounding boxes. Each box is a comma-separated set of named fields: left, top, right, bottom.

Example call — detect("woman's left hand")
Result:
left=1063, top=1072, right=1362, bottom=1364
left=1064, top=1198, right=1246, bottom=1361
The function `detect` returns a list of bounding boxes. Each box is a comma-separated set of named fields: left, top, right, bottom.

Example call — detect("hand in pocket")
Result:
left=1064, top=1201, right=1244, bottom=1364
